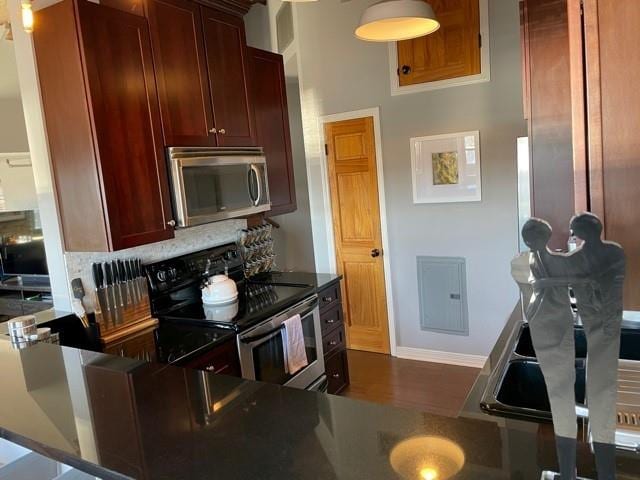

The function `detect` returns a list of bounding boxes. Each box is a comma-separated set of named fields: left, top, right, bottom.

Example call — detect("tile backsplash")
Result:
left=64, top=219, right=246, bottom=310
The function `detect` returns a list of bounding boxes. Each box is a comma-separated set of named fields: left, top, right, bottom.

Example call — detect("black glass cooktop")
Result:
left=157, top=282, right=316, bottom=332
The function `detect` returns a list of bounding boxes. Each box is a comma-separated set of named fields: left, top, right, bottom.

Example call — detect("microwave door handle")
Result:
left=250, top=164, right=262, bottom=206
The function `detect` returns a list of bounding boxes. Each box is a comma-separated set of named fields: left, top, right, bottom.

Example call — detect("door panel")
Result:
left=77, top=0, right=173, bottom=249
left=146, top=0, right=216, bottom=146
left=325, top=117, right=390, bottom=354
left=201, top=6, right=256, bottom=147
left=397, top=0, right=481, bottom=85
left=585, top=0, right=640, bottom=309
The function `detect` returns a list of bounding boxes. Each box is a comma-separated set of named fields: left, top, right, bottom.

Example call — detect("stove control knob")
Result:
left=156, top=270, right=167, bottom=282
left=224, top=249, right=237, bottom=260
left=168, top=267, right=178, bottom=280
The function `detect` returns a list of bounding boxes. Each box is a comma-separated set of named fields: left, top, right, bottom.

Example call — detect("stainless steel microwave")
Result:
left=167, top=147, right=271, bottom=228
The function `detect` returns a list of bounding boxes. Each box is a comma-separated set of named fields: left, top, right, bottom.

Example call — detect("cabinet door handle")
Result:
left=167, top=219, right=176, bottom=227
left=218, top=128, right=226, bottom=135
left=205, top=365, right=215, bottom=372
left=329, top=340, right=337, bottom=346
left=322, top=296, right=333, bottom=303
left=371, top=248, right=381, bottom=258
left=209, top=127, right=217, bottom=134
left=326, top=318, right=335, bottom=324
left=332, top=373, right=340, bottom=379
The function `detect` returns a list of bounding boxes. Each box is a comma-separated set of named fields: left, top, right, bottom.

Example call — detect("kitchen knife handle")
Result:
left=92, top=263, right=103, bottom=289
left=125, top=259, right=133, bottom=281
left=104, top=262, right=113, bottom=286
left=117, top=260, right=126, bottom=283
left=112, top=261, right=120, bottom=283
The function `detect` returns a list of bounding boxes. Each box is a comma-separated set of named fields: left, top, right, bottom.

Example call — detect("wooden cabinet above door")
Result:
left=201, top=6, right=256, bottom=147
left=146, top=0, right=217, bottom=146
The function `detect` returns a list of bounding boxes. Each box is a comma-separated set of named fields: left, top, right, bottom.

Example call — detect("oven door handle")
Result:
left=240, top=324, right=283, bottom=344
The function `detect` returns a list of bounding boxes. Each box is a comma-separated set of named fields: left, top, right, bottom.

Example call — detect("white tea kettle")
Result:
left=201, top=274, right=238, bottom=305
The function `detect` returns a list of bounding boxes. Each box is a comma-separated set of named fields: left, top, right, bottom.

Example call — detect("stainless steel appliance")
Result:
left=238, top=295, right=325, bottom=390
left=148, top=243, right=327, bottom=391
left=166, top=147, right=270, bottom=227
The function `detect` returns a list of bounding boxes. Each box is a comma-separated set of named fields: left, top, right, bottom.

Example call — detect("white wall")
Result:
left=243, top=0, right=526, bottom=357
left=244, top=4, right=316, bottom=272
left=296, top=0, right=525, bottom=357
left=0, top=97, right=29, bottom=151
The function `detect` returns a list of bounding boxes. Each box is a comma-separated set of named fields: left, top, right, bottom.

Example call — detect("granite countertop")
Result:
left=1, top=303, right=639, bottom=479
left=0, top=308, right=76, bottom=334
left=250, top=271, right=342, bottom=291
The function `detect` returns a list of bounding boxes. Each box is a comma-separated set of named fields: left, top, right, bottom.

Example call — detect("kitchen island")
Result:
left=1, top=308, right=639, bottom=479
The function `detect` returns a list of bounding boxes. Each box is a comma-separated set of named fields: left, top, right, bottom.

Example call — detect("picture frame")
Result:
left=410, top=131, right=481, bottom=204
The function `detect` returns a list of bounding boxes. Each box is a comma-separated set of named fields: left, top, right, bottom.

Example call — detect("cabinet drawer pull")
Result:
left=167, top=219, right=176, bottom=227
left=322, top=296, right=333, bottom=302
left=329, top=340, right=337, bottom=346
left=325, top=318, right=335, bottom=324
left=205, top=365, right=215, bottom=372
left=209, top=127, right=217, bottom=134
left=218, top=128, right=226, bottom=135
left=332, top=373, right=340, bottom=379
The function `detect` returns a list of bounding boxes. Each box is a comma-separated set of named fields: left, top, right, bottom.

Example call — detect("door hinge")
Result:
left=580, top=0, right=584, bottom=16
left=478, top=33, right=482, bottom=49
left=324, top=143, right=329, bottom=156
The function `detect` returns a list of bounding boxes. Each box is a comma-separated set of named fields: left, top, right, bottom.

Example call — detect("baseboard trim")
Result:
left=395, top=346, right=487, bottom=368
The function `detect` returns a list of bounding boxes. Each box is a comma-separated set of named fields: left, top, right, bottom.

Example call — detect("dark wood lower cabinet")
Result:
left=318, top=280, right=350, bottom=394
left=181, top=338, right=241, bottom=377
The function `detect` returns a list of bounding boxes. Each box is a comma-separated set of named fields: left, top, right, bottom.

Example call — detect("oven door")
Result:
left=237, top=295, right=325, bottom=389
left=168, top=150, right=271, bottom=227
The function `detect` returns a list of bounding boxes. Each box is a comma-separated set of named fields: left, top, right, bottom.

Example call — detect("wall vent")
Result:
left=417, top=256, right=469, bottom=336
left=276, top=2, right=294, bottom=54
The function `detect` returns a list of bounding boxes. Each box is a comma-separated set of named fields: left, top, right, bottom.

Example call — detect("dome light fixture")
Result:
left=355, top=0, right=439, bottom=42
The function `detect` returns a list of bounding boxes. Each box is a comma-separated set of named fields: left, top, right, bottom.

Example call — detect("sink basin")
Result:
left=481, top=320, right=640, bottom=422
left=494, top=360, right=586, bottom=420
left=514, top=323, right=640, bottom=361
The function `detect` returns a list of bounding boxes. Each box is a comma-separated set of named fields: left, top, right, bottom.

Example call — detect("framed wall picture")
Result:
left=410, top=131, right=481, bottom=204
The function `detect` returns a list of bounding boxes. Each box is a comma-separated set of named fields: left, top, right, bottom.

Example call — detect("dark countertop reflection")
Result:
left=1, top=322, right=640, bottom=479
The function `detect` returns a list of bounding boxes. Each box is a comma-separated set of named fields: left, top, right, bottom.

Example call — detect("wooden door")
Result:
left=77, top=0, right=174, bottom=250
left=146, top=0, right=216, bottom=146
left=581, top=0, right=640, bottom=309
left=324, top=117, right=390, bottom=354
left=248, top=47, right=296, bottom=216
left=201, top=6, right=256, bottom=147
left=397, top=0, right=481, bottom=86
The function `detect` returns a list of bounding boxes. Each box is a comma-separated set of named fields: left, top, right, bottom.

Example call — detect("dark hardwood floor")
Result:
left=340, top=349, right=480, bottom=417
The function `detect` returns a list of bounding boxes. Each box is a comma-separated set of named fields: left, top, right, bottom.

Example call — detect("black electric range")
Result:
left=146, top=244, right=315, bottom=364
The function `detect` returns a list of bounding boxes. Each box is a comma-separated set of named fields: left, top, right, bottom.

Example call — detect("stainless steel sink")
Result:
left=481, top=321, right=640, bottom=424
left=514, top=323, right=640, bottom=361
left=495, top=360, right=586, bottom=422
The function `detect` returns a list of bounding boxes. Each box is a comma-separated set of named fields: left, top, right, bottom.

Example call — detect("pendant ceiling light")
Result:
left=355, top=0, right=439, bottom=42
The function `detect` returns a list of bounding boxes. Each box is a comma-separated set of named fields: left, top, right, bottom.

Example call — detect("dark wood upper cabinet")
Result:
left=34, top=0, right=174, bottom=251
left=520, top=0, right=575, bottom=250
left=248, top=48, right=296, bottom=216
left=146, top=0, right=217, bottom=146
left=201, top=6, right=256, bottom=147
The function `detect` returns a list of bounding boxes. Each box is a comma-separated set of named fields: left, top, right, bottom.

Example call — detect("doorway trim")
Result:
left=318, top=107, right=397, bottom=356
